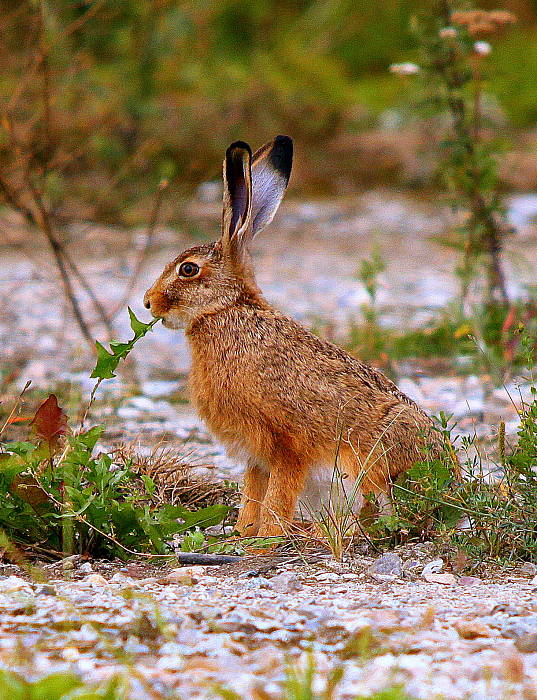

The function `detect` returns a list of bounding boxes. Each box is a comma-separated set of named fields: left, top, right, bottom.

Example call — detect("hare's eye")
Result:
left=177, top=261, right=200, bottom=278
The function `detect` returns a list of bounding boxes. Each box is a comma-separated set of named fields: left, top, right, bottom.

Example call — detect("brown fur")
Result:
left=144, top=137, right=443, bottom=539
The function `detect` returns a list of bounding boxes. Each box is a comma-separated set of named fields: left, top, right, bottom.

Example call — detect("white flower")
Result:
left=474, top=41, right=492, bottom=56
left=389, top=62, right=420, bottom=76
left=439, top=26, right=457, bottom=39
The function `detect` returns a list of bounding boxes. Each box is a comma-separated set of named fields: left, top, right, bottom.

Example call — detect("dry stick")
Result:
left=0, top=381, right=31, bottom=439
left=0, top=172, right=108, bottom=346
left=28, top=183, right=95, bottom=349
left=62, top=250, right=113, bottom=338
left=64, top=0, right=109, bottom=37
left=110, top=179, right=169, bottom=319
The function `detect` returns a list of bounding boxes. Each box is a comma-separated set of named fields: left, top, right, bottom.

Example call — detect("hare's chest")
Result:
left=188, top=354, right=246, bottom=426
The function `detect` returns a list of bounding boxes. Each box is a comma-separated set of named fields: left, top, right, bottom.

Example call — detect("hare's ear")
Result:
left=250, top=135, right=293, bottom=237
left=221, top=141, right=253, bottom=256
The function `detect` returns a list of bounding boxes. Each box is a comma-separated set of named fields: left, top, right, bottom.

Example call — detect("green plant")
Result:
left=351, top=248, right=390, bottom=366
left=281, top=654, right=344, bottom=700
left=305, top=461, right=365, bottom=562
left=0, top=310, right=228, bottom=559
left=409, top=3, right=515, bottom=307
left=366, top=327, right=537, bottom=562
left=355, top=688, right=417, bottom=700
left=0, top=670, right=126, bottom=699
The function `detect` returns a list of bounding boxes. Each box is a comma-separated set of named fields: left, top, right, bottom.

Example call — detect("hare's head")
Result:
left=144, top=136, right=292, bottom=328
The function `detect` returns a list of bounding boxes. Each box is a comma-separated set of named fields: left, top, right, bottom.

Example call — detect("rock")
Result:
left=454, top=620, right=493, bottom=639
left=164, top=566, right=207, bottom=585
left=83, top=574, right=108, bottom=588
left=0, top=576, right=32, bottom=593
left=267, top=572, right=303, bottom=594
left=502, top=616, right=537, bottom=640
left=368, top=553, right=403, bottom=578
left=35, top=584, right=57, bottom=596
left=458, top=576, right=482, bottom=587
left=314, top=572, right=340, bottom=583
left=421, top=558, right=444, bottom=577
left=515, top=634, right=537, bottom=653
left=79, top=562, right=93, bottom=573
left=402, top=559, right=422, bottom=579
left=520, top=562, right=537, bottom=577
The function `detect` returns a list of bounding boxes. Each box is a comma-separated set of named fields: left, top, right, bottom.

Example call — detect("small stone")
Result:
left=515, top=633, right=537, bottom=653
left=83, top=574, right=108, bottom=587
left=315, top=572, right=339, bottom=583
left=268, top=572, right=303, bottom=594
left=502, top=616, right=537, bottom=640
left=79, top=562, right=93, bottom=573
left=0, top=576, right=32, bottom=593
left=454, top=620, right=492, bottom=639
left=458, top=576, right=482, bottom=587
left=62, top=647, right=80, bottom=661
left=368, top=553, right=403, bottom=578
left=521, top=562, right=537, bottom=575
left=421, top=559, right=444, bottom=577
left=402, top=559, right=421, bottom=579
left=163, top=566, right=206, bottom=585
left=35, top=584, right=57, bottom=596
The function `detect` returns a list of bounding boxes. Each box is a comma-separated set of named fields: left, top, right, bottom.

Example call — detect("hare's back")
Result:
left=190, top=306, right=416, bottom=414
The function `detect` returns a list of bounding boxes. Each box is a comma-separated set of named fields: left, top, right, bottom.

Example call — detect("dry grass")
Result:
left=113, top=443, right=239, bottom=511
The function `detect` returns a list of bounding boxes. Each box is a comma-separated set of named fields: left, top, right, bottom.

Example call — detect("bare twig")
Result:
left=28, top=180, right=95, bottom=348
left=110, top=179, right=168, bottom=318
left=0, top=381, right=32, bottom=440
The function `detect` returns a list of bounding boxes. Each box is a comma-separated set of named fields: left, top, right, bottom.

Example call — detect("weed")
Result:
left=366, top=330, right=537, bottom=562
left=0, top=670, right=127, bottom=699
left=0, top=310, right=228, bottom=559
left=305, top=462, right=365, bottom=562
left=280, top=654, right=344, bottom=700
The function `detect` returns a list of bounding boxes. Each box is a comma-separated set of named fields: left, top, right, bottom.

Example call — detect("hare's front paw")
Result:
left=234, top=513, right=260, bottom=538
left=256, top=518, right=287, bottom=539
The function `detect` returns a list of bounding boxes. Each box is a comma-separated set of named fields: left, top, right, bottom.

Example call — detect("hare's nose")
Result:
left=143, top=292, right=151, bottom=309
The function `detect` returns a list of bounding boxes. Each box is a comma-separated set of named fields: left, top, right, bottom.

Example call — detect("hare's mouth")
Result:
left=162, top=315, right=184, bottom=330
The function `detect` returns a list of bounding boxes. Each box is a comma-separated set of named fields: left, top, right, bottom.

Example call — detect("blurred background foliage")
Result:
left=0, top=0, right=535, bottom=223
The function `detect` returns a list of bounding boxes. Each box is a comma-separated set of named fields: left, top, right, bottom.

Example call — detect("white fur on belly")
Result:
left=297, top=464, right=364, bottom=520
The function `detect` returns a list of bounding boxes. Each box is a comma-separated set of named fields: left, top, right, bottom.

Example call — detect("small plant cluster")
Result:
left=0, top=311, right=228, bottom=560
left=0, top=397, right=228, bottom=560
left=0, top=670, right=126, bottom=700
left=367, top=355, right=537, bottom=562
left=394, top=2, right=516, bottom=308
left=383, top=1, right=537, bottom=375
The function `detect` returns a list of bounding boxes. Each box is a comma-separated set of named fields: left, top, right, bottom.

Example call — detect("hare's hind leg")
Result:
left=235, top=460, right=269, bottom=537
left=257, top=453, right=309, bottom=538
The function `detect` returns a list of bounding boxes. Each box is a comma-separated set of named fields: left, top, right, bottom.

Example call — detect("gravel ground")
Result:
left=2, top=550, right=537, bottom=699
left=1, top=191, right=537, bottom=698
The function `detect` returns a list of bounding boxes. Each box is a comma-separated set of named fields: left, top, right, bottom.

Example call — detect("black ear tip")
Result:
left=227, top=140, right=252, bottom=158
left=271, top=135, right=293, bottom=181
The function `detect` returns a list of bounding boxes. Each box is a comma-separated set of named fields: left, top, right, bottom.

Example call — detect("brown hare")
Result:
left=144, top=136, right=443, bottom=539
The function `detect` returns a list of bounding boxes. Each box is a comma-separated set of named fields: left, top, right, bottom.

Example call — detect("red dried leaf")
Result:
left=30, top=394, right=68, bottom=451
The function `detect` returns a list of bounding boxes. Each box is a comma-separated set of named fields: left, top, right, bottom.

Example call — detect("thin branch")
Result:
left=27, top=179, right=95, bottom=349
left=111, top=179, right=168, bottom=318
left=0, top=381, right=32, bottom=440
